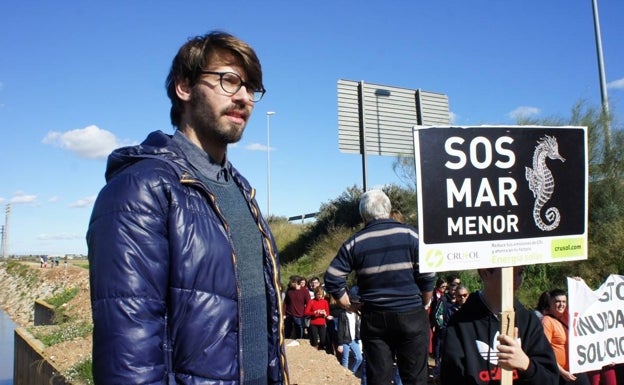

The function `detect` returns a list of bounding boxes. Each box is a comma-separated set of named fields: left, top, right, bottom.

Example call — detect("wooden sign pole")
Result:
left=500, top=266, right=515, bottom=385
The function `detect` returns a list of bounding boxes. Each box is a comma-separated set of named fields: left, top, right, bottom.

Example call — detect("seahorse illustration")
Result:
left=525, top=135, right=565, bottom=231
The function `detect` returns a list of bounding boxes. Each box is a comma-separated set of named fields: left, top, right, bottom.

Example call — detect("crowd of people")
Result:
left=283, top=275, right=407, bottom=384
left=429, top=275, right=469, bottom=381
left=283, top=190, right=622, bottom=385
left=286, top=270, right=621, bottom=385
left=39, top=255, right=62, bottom=268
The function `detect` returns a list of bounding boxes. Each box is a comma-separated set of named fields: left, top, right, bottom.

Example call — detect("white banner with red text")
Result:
left=568, top=274, right=624, bottom=373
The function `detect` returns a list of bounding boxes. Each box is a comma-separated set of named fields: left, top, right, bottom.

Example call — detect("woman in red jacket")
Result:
left=305, top=286, right=331, bottom=350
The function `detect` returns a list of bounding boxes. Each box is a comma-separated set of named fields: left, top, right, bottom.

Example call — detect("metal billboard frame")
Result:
left=338, top=79, right=450, bottom=190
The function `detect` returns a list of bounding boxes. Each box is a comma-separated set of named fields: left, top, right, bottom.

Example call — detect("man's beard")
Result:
left=188, top=87, right=246, bottom=144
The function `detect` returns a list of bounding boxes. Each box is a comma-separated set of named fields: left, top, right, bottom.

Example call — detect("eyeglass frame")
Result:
left=200, top=70, right=266, bottom=102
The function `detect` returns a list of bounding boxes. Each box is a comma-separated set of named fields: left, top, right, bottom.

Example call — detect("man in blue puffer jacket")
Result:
left=87, top=31, right=289, bottom=385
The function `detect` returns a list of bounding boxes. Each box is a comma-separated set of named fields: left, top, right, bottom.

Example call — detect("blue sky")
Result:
left=1, top=1, right=623, bottom=256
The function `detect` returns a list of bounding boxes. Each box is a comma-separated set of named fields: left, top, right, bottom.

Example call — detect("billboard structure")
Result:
left=338, top=79, right=449, bottom=190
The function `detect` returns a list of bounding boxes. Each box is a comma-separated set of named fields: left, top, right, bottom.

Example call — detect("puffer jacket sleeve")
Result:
left=87, top=160, right=172, bottom=385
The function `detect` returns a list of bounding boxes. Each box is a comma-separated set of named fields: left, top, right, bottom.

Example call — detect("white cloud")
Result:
left=42, top=125, right=133, bottom=159
left=48, top=196, right=60, bottom=203
left=37, top=233, right=83, bottom=241
left=607, top=78, right=624, bottom=90
left=508, top=106, right=540, bottom=120
left=449, top=111, right=458, bottom=124
left=69, top=195, right=97, bottom=208
left=10, top=192, right=37, bottom=204
left=245, top=143, right=271, bottom=151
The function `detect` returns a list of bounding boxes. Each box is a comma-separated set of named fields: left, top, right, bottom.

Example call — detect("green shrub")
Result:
left=5, top=260, right=38, bottom=286
left=280, top=226, right=355, bottom=287
left=45, top=287, right=79, bottom=307
left=33, top=322, right=93, bottom=347
left=64, top=358, right=93, bottom=385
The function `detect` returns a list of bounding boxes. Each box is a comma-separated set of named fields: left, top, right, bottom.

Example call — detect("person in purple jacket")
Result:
left=87, top=31, right=289, bottom=385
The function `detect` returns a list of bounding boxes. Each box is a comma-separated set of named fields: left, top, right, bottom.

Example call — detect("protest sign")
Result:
left=568, top=275, right=624, bottom=373
left=413, top=125, right=588, bottom=272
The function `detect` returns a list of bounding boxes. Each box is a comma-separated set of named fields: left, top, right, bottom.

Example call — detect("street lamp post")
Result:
left=591, top=0, right=609, bottom=117
left=591, top=0, right=611, bottom=148
left=266, top=111, right=276, bottom=217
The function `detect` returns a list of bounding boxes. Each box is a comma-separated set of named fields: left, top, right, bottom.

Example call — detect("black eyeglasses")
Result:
left=200, top=70, right=266, bottom=102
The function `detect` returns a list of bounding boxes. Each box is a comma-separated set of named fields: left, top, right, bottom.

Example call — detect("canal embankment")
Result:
left=0, top=259, right=92, bottom=384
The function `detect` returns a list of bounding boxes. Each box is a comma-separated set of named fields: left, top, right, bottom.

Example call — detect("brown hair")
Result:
left=390, top=209, right=404, bottom=223
left=314, top=286, right=326, bottom=298
left=165, top=31, right=263, bottom=128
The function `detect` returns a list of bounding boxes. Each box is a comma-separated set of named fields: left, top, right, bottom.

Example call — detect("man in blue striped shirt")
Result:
left=325, top=189, right=435, bottom=385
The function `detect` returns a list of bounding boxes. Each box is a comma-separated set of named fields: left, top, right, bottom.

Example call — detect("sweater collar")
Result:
left=173, top=130, right=230, bottom=183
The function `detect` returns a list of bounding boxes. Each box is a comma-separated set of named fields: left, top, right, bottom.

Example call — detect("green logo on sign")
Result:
left=426, top=249, right=444, bottom=268
left=551, top=238, right=584, bottom=258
